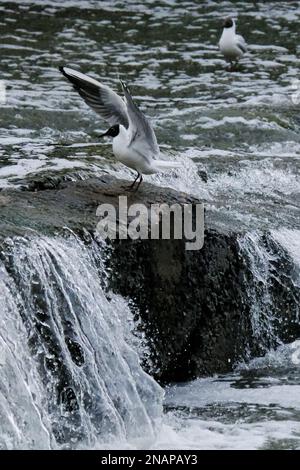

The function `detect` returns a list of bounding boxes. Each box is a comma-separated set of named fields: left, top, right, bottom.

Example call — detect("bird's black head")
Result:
left=223, top=17, right=234, bottom=28
left=99, top=124, right=120, bottom=138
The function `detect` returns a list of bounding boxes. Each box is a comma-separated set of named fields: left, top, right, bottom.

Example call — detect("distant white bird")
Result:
left=59, top=66, right=181, bottom=190
left=219, top=17, right=247, bottom=67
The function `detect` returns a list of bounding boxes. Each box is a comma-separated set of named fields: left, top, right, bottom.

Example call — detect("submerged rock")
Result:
left=0, top=175, right=299, bottom=383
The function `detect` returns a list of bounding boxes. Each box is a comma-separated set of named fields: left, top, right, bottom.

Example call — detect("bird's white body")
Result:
left=219, top=20, right=247, bottom=63
left=112, top=125, right=157, bottom=174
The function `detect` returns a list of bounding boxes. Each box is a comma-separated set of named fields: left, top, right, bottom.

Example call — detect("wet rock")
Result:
left=24, top=176, right=62, bottom=192
left=65, top=338, right=85, bottom=367
left=108, top=233, right=247, bottom=381
left=197, top=169, right=208, bottom=183
left=108, top=230, right=300, bottom=383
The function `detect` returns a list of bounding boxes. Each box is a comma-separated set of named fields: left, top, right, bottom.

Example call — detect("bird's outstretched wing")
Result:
left=59, top=66, right=129, bottom=128
left=236, top=34, right=247, bottom=53
left=120, top=81, right=160, bottom=160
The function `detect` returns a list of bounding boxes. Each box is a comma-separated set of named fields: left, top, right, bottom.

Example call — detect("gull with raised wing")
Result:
left=219, top=17, right=247, bottom=68
left=59, top=66, right=181, bottom=190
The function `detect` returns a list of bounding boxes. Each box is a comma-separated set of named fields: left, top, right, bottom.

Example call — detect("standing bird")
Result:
left=59, top=67, right=181, bottom=190
left=219, top=17, right=247, bottom=68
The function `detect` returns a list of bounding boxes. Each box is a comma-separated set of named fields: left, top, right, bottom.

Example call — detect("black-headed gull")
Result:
left=219, top=17, right=247, bottom=67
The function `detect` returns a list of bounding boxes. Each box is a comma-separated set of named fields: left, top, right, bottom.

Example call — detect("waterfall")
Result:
left=0, top=234, right=163, bottom=449
left=1, top=228, right=299, bottom=449
left=238, top=232, right=280, bottom=352
left=238, top=230, right=300, bottom=357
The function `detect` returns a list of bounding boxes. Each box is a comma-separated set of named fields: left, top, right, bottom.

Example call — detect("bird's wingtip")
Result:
left=59, top=65, right=66, bottom=75
left=120, top=80, right=130, bottom=94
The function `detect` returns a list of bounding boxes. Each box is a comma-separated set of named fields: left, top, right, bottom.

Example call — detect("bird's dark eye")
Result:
left=109, top=125, right=119, bottom=137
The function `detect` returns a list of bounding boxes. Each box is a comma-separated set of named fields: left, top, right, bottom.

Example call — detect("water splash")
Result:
left=0, top=264, right=52, bottom=449
left=272, top=229, right=300, bottom=274
left=238, top=232, right=280, bottom=351
left=238, top=229, right=300, bottom=355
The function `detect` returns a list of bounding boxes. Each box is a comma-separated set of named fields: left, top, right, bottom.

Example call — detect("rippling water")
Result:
left=161, top=343, right=300, bottom=450
left=1, top=0, right=299, bottom=230
left=1, top=0, right=300, bottom=450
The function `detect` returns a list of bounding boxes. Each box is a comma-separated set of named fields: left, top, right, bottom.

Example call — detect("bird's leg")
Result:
left=226, top=60, right=233, bottom=71
left=134, top=174, right=143, bottom=191
left=129, top=171, right=140, bottom=190
left=122, top=172, right=140, bottom=191
left=231, top=60, right=239, bottom=72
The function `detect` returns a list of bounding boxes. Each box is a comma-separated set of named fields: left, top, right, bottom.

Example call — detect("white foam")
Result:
left=165, top=376, right=300, bottom=409
left=152, top=416, right=300, bottom=450
left=272, top=229, right=300, bottom=268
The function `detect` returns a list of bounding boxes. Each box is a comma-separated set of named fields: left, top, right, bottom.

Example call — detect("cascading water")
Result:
left=238, top=230, right=300, bottom=356
left=0, top=263, right=52, bottom=449
left=238, top=232, right=282, bottom=353
left=0, top=234, right=163, bottom=449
